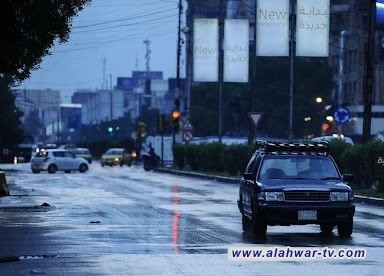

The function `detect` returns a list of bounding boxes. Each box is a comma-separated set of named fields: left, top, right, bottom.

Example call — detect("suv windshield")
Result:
left=258, top=155, right=340, bottom=180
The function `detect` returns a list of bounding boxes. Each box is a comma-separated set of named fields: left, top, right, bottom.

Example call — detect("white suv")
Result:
left=31, top=149, right=89, bottom=174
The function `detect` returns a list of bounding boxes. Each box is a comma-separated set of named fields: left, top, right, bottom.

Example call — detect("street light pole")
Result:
left=288, top=0, right=296, bottom=140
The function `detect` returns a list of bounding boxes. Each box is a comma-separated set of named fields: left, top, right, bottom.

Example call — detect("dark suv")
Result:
left=238, top=141, right=355, bottom=237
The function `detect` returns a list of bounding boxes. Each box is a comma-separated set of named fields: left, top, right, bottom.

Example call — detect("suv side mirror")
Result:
left=342, top=174, right=353, bottom=182
left=243, top=172, right=255, bottom=181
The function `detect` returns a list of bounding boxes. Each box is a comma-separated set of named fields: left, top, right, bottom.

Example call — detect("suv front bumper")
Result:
left=257, top=202, right=355, bottom=226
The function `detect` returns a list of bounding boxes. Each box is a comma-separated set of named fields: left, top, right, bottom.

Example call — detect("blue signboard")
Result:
left=334, top=106, right=351, bottom=125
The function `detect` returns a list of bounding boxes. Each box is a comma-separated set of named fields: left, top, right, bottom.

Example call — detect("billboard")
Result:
left=377, top=1, right=384, bottom=30
left=256, top=0, right=289, bottom=56
left=223, top=19, right=249, bottom=82
left=193, top=18, right=219, bottom=82
left=296, top=0, right=330, bottom=57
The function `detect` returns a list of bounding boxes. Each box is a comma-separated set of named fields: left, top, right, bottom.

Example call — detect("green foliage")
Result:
left=340, top=141, right=384, bottom=188
left=185, top=144, right=201, bottom=171
left=23, top=109, right=43, bottom=138
left=0, top=0, right=92, bottom=81
left=190, top=58, right=333, bottom=138
left=173, top=142, right=254, bottom=176
left=172, top=144, right=185, bottom=170
left=0, top=77, right=24, bottom=149
left=327, top=139, right=353, bottom=172
left=172, top=140, right=384, bottom=196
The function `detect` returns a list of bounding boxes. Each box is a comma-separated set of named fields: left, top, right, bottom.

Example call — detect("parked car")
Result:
left=312, top=135, right=354, bottom=145
left=31, top=149, right=89, bottom=174
left=238, top=141, right=355, bottom=237
left=100, top=148, right=132, bottom=167
left=73, top=148, right=92, bottom=164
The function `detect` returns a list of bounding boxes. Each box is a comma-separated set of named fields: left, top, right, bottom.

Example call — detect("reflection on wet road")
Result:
left=0, top=163, right=383, bottom=275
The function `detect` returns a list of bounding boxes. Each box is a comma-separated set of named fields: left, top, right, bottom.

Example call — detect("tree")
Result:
left=23, top=109, right=44, bottom=139
left=0, top=0, right=92, bottom=82
left=0, top=76, right=24, bottom=149
left=190, top=57, right=333, bottom=139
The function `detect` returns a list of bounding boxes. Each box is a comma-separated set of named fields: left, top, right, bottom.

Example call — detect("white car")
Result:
left=31, top=149, right=89, bottom=174
left=312, top=135, right=354, bottom=145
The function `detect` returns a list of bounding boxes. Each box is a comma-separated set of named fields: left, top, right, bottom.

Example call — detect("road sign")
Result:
left=334, top=106, right=351, bottom=125
left=182, top=118, right=194, bottom=131
left=183, top=131, right=193, bottom=142
left=248, top=112, right=263, bottom=128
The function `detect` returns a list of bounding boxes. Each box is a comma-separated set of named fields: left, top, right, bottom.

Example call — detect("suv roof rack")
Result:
left=256, top=141, right=329, bottom=154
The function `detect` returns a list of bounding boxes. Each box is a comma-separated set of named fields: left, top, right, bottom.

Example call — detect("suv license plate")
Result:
left=298, top=210, right=317, bottom=220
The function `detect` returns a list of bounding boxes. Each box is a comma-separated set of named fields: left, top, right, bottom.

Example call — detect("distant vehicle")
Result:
left=312, top=135, right=354, bottom=145
left=58, top=144, right=77, bottom=150
left=238, top=141, right=355, bottom=237
left=142, top=144, right=160, bottom=171
left=73, top=148, right=92, bottom=164
left=44, top=143, right=58, bottom=149
left=31, top=149, right=89, bottom=174
left=14, top=143, right=35, bottom=162
left=100, top=148, right=132, bottom=167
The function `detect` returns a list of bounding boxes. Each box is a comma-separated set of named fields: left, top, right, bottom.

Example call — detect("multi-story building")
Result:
left=81, top=89, right=124, bottom=125
left=12, top=88, right=61, bottom=142
left=71, top=90, right=96, bottom=105
left=13, top=88, right=60, bottom=126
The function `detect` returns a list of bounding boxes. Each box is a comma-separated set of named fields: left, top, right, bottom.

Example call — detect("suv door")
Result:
left=240, top=153, right=261, bottom=215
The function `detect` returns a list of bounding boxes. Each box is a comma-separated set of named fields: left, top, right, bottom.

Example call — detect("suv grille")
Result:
left=284, top=191, right=330, bottom=202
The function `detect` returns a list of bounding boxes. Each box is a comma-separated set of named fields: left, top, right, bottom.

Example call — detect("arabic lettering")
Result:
left=298, top=6, right=328, bottom=16
left=298, top=22, right=327, bottom=30
left=378, top=157, right=384, bottom=165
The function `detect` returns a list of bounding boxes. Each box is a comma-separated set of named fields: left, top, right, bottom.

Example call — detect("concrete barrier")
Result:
left=0, top=171, right=10, bottom=196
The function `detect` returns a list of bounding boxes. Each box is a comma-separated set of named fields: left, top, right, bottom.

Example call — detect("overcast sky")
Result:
left=21, top=0, right=182, bottom=102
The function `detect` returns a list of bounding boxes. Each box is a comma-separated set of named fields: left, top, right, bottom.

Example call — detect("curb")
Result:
left=155, top=167, right=384, bottom=206
left=155, top=167, right=239, bottom=184
left=0, top=171, right=10, bottom=196
left=353, top=195, right=384, bottom=206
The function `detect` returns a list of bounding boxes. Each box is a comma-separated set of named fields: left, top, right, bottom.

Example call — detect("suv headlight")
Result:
left=330, top=192, right=349, bottom=201
left=261, top=192, right=284, bottom=201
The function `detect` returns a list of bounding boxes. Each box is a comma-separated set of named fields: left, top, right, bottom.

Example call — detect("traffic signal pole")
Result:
left=173, top=0, right=182, bottom=144
left=362, top=0, right=376, bottom=142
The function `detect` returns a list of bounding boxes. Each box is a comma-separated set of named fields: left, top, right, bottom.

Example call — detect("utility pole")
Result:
left=288, top=0, right=296, bottom=140
left=143, top=39, right=151, bottom=78
left=102, top=58, right=106, bottom=90
left=175, top=0, right=182, bottom=107
left=248, top=0, right=257, bottom=144
left=218, top=0, right=224, bottom=143
left=362, top=0, right=376, bottom=142
left=173, top=0, right=182, bottom=144
left=143, top=39, right=151, bottom=109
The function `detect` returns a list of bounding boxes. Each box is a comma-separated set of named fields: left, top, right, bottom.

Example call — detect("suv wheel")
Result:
left=337, top=219, right=353, bottom=237
left=252, top=212, right=267, bottom=236
left=32, top=169, right=40, bottom=174
left=48, top=164, right=57, bottom=174
left=320, top=224, right=334, bottom=235
left=241, top=215, right=249, bottom=232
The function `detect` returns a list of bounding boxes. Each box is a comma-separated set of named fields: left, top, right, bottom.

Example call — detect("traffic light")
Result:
left=171, top=109, right=181, bottom=132
left=137, top=122, right=147, bottom=139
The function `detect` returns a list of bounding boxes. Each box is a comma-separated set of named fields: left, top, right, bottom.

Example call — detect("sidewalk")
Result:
left=155, top=167, right=384, bottom=207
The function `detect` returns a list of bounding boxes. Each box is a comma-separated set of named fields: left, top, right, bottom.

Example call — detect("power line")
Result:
left=73, top=7, right=177, bottom=29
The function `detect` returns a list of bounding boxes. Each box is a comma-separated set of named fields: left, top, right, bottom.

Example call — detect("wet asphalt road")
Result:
left=0, top=163, right=383, bottom=275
